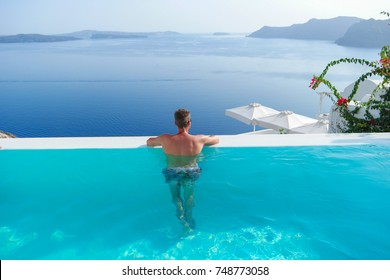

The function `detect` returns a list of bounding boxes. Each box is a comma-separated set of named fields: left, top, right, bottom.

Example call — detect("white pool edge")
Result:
left=1, top=133, right=390, bottom=150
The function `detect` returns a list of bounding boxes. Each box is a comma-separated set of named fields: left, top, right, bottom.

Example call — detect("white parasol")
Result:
left=290, top=119, right=329, bottom=134
left=254, top=110, right=318, bottom=132
left=225, top=103, right=280, bottom=131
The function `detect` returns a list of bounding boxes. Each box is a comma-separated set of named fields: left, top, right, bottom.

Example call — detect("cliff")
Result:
left=336, top=19, right=390, bottom=48
left=248, top=16, right=362, bottom=41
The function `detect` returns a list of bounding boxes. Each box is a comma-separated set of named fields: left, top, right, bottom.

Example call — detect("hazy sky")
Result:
left=0, top=0, right=389, bottom=35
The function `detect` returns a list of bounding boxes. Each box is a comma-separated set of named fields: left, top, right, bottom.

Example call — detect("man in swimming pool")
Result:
left=147, top=108, right=219, bottom=230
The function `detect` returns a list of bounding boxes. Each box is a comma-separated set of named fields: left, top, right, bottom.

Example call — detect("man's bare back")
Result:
left=147, top=131, right=219, bottom=167
left=146, top=109, right=219, bottom=166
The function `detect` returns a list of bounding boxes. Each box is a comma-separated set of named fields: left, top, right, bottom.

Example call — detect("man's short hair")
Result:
left=174, top=109, right=191, bottom=128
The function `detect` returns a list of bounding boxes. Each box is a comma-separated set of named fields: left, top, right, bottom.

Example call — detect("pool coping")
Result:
left=1, top=133, right=390, bottom=150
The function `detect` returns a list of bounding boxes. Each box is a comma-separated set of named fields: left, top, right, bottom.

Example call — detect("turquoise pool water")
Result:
left=1, top=145, right=390, bottom=260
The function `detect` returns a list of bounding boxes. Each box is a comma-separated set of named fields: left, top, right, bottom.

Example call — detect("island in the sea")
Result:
left=0, top=34, right=81, bottom=43
left=213, top=32, right=230, bottom=36
left=61, top=30, right=180, bottom=39
left=0, top=30, right=181, bottom=43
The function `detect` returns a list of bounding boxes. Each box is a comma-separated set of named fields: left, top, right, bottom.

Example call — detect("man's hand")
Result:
left=146, top=136, right=161, bottom=146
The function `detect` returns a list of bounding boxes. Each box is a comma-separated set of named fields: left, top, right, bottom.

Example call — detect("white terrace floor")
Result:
left=1, top=133, right=390, bottom=150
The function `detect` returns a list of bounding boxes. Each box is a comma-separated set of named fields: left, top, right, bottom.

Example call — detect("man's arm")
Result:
left=147, top=135, right=164, bottom=147
left=200, top=135, right=220, bottom=146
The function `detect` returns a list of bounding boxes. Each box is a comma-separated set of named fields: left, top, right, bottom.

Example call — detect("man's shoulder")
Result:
left=192, top=134, right=205, bottom=138
left=147, top=133, right=173, bottom=146
left=192, top=134, right=212, bottom=144
left=159, top=133, right=174, bottom=139
left=191, top=134, right=205, bottom=140
left=161, top=133, right=181, bottom=143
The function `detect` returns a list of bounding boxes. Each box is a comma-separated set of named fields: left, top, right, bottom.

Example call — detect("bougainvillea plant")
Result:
left=309, top=12, right=390, bottom=133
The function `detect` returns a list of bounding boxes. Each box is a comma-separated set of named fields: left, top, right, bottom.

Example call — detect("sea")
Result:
left=0, top=33, right=381, bottom=137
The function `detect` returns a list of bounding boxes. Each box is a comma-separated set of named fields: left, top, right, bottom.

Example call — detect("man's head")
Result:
left=174, top=108, right=191, bottom=129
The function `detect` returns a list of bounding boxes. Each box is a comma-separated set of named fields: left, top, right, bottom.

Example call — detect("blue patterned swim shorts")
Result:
left=162, top=166, right=202, bottom=184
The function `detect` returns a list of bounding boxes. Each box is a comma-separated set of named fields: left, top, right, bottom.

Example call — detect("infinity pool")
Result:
left=1, top=138, right=390, bottom=259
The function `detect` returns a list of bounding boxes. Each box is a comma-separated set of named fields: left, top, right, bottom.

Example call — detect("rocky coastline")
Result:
left=0, top=130, right=16, bottom=138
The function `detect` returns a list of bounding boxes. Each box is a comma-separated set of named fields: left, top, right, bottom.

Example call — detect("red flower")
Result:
left=309, top=76, right=318, bottom=89
left=337, top=98, right=348, bottom=107
left=380, top=57, right=390, bottom=67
